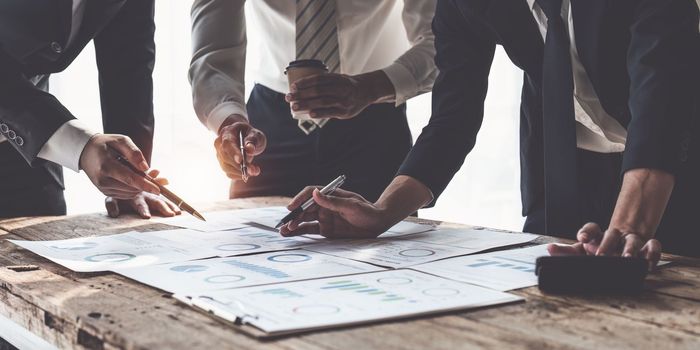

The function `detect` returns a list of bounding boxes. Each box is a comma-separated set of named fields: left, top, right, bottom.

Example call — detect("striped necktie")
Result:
left=295, top=0, right=340, bottom=134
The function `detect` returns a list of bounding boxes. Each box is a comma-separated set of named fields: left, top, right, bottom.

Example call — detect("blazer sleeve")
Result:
left=396, top=0, right=496, bottom=206
left=94, top=0, right=156, bottom=162
left=622, top=0, right=700, bottom=175
left=189, top=0, right=247, bottom=134
left=0, top=46, right=75, bottom=166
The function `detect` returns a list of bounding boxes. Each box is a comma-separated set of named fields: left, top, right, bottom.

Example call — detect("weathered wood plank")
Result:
left=1, top=198, right=699, bottom=350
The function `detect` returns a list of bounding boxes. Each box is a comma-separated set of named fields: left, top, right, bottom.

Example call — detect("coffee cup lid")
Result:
left=285, top=59, right=328, bottom=74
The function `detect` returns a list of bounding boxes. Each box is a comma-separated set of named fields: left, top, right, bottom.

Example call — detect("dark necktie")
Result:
left=536, top=0, right=579, bottom=236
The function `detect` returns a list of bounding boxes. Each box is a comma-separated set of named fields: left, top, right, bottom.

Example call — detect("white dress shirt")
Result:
left=528, top=0, right=628, bottom=153
left=190, top=0, right=438, bottom=134
left=0, top=0, right=96, bottom=172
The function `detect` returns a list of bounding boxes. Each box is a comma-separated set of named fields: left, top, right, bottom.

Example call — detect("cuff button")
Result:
left=7, top=130, right=15, bottom=140
left=15, top=136, right=24, bottom=146
left=0, top=124, right=8, bottom=133
left=50, top=42, right=63, bottom=54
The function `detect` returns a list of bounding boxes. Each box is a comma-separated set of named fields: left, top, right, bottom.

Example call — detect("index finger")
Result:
left=243, top=129, right=267, bottom=157
left=107, top=136, right=149, bottom=172
left=596, top=228, right=624, bottom=256
left=288, top=186, right=322, bottom=210
left=109, top=160, right=160, bottom=195
left=292, top=73, right=341, bottom=90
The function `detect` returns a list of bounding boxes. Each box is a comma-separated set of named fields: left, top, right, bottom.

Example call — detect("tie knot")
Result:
left=536, top=0, right=564, bottom=20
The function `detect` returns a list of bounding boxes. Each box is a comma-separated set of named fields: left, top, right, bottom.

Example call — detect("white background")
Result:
left=49, top=1, right=526, bottom=232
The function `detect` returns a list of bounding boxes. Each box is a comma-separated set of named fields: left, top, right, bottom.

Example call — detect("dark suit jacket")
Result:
left=398, top=0, right=699, bottom=235
left=0, top=0, right=155, bottom=187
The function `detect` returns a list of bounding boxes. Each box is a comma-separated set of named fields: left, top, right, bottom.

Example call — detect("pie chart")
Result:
left=84, top=253, right=135, bottom=263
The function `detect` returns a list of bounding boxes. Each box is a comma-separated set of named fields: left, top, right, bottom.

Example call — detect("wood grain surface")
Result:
left=0, top=197, right=698, bottom=350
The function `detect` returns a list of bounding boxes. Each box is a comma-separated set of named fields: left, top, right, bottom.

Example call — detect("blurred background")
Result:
left=49, top=1, right=526, bottom=231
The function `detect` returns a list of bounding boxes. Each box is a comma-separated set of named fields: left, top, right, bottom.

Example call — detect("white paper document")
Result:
left=188, top=227, right=318, bottom=257
left=154, top=211, right=249, bottom=232
left=304, top=239, right=478, bottom=268
left=412, top=244, right=550, bottom=291
left=181, top=269, right=522, bottom=335
left=114, top=250, right=384, bottom=294
left=10, top=227, right=317, bottom=272
left=402, top=228, right=538, bottom=250
left=9, top=230, right=214, bottom=272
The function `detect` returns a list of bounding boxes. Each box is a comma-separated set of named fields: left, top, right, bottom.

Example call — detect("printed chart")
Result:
left=9, top=230, right=215, bottom=272
left=185, top=270, right=522, bottom=335
left=305, top=239, right=479, bottom=268
left=412, top=244, right=550, bottom=291
left=400, top=228, right=538, bottom=250
left=114, top=250, right=384, bottom=294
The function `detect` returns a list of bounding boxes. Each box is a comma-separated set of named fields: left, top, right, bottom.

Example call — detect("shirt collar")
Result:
left=526, top=0, right=537, bottom=10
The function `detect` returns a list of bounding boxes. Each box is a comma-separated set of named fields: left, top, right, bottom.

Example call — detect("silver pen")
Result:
left=275, top=175, right=346, bottom=228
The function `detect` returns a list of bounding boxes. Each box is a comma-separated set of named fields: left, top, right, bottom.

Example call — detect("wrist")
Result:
left=374, top=175, right=432, bottom=224
left=354, top=70, right=396, bottom=105
left=608, top=168, right=675, bottom=239
left=218, top=114, right=248, bottom=136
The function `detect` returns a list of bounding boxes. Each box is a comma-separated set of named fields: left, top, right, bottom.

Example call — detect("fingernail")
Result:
left=580, top=232, right=589, bottom=241
left=139, top=161, right=149, bottom=171
left=623, top=253, right=632, bottom=257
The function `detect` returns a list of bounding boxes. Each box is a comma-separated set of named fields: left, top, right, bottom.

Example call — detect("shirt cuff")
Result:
left=37, top=119, right=97, bottom=172
left=207, top=101, right=248, bottom=134
left=382, top=62, right=419, bottom=106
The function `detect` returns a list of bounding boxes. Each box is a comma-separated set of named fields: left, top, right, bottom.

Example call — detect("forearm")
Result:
left=608, top=168, right=675, bottom=238
left=375, top=175, right=433, bottom=224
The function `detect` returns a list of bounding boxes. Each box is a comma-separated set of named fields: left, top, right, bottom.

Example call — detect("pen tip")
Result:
left=193, top=211, right=206, bottom=221
left=274, top=221, right=284, bottom=229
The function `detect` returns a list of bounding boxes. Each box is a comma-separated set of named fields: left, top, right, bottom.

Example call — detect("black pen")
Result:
left=275, top=175, right=346, bottom=229
left=111, top=148, right=206, bottom=221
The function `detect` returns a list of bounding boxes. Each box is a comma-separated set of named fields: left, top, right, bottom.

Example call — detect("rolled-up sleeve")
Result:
left=382, top=0, right=438, bottom=105
left=189, top=0, right=248, bottom=134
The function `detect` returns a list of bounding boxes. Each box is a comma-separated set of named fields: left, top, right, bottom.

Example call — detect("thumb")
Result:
left=313, top=189, right=354, bottom=213
left=105, top=197, right=120, bottom=218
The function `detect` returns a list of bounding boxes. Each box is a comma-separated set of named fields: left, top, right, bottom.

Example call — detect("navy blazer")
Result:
left=0, top=0, right=155, bottom=187
left=399, top=0, right=699, bottom=218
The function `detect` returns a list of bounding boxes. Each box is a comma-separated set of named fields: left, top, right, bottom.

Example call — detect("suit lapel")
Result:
left=570, top=0, right=607, bottom=89
left=485, top=0, right=544, bottom=79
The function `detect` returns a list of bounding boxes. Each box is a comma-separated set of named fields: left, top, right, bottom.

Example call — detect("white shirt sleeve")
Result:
left=37, top=119, right=97, bottom=172
left=189, top=0, right=248, bottom=134
left=381, top=0, right=438, bottom=105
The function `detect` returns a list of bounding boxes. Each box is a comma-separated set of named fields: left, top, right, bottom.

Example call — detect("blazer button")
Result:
left=15, top=136, right=24, bottom=146
left=0, top=123, right=7, bottom=133
left=7, top=130, right=16, bottom=140
left=50, top=42, right=63, bottom=54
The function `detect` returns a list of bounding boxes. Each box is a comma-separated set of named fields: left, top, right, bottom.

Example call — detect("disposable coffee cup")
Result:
left=285, top=59, right=328, bottom=119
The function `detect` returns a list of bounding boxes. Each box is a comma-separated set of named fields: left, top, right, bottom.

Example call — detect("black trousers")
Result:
left=231, top=84, right=413, bottom=203
left=524, top=148, right=699, bottom=257
left=0, top=142, right=66, bottom=218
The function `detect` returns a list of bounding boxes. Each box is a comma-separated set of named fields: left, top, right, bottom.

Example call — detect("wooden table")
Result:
left=0, top=197, right=698, bottom=350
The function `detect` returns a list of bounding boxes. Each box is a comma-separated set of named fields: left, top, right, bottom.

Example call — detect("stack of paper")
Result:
left=411, top=244, right=550, bottom=291
left=179, top=269, right=522, bottom=336
left=9, top=227, right=316, bottom=272
left=114, top=250, right=384, bottom=294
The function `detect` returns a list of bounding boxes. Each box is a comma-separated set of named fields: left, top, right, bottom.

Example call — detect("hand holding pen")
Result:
left=214, top=116, right=267, bottom=182
left=276, top=175, right=346, bottom=228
